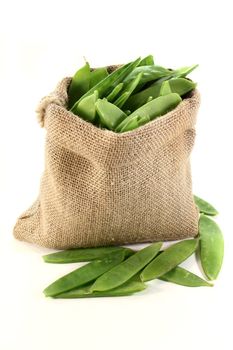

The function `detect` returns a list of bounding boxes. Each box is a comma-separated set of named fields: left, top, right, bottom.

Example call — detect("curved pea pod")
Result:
left=43, top=246, right=134, bottom=264
left=91, top=242, right=162, bottom=292
left=123, top=65, right=171, bottom=87
left=159, top=266, right=213, bottom=287
left=139, top=55, right=154, bottom=66
left=95, top=98, right=127, bottom=130
left=90, top=67, right=108, bottom=89
left=68, top=62, right=91, bottom=109
left=119, top=114, right=150, bottom=133
left=106, top=83, right=124, bottom=102
left=53, top=277, right=147, bottom=298
left=160, top=80, right=172, bottom=96
left=199, top=215, right=224, bottom=280
left=114, top=72, right=142, bottom=108
left=172, top=64, right=198, bottom=78
left=194, top=195, right=218, bottom=216
left=71, top=57, right=141, bottom=111
left=43, top=250, right=126, bottom=297
left=141, top=239, right=199, bottom=282
left=116, top=93, right=182, bottom=132
left=72, top=90, right=98, bottom=121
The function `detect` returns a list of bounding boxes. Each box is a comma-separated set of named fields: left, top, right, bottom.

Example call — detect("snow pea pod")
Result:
left=43, top=250, right=126, bottom=297
left=119, top=114, right=150, bottom=133
left=43, top=246, right=134, bottom=264
left=114, top=72, right=142, bottom=108
left=123, top=65, right=171, bottom=86
left=68, top=62, right=91, bottom=109
left=125, top=78, right=196, bottom=111
left=95, top=98, right=127, bottom=130
left=194, top=195, right=218, bottom=216
left=53, top=277, right=146, bottom=298
left=172, top=64, right=198, bottom=78
left=199, top=215, right=224, bottom=280
left=159, top=266, right=213, bottom=287
left=72, top=90, right=98, bottom=121
left=160, top=80, right=172, bottom=96
left=116, top=93, right=182, bottom=132
left=141, top=239, right=199, bottom=282
left=106, top=83, right=124, bottom=102
left=71, top=57, right=141, bottom=111
left=91, top=242, right=162, bottom=292
left=89, top=67, right=108, bottom=88
left=139, top=55, right=154, bottom=66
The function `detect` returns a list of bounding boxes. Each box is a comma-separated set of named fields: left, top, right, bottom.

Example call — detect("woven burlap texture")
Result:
left=13, top=76, right=200, bottom=249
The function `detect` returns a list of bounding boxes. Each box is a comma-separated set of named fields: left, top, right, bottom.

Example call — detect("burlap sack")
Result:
left=13, top=71, right=200, bottom=249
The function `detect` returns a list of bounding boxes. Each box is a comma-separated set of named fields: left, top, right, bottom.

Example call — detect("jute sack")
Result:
left=13, top=69, right=200, bottom=249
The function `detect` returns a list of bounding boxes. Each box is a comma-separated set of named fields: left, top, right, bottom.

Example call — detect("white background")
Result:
left=0, top=1, right=232, bottom=349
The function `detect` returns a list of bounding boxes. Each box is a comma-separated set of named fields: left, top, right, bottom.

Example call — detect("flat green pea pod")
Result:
left=172, top=64, right=198, bottom=78
left=43, top=246, right=134, bottom=264
left=95, top=98, right=127, bottom=130
left=160, top=80, right=172, bottom=96
left=119, top=115, right=150, bottom=133
left=116, top=93, right=182, bottom=132
left=72, top=90, right=98, bottom=121
left=114, top=72, right=142, bottom=108
left=53, top=277, right=146, bottom=298
left=141, top=239, right=199, bottom=282
left=194, top=195, right=218, bottom=216
left=159, top=266, right=213, bottom=287
left=43, top=250, right=126, bottom=297
left=123, top=65, right=171, bottom=87
left=71, top=57, right=141, bottom=111
left=91, top=242, right=162, bottom=292
left=68, top=62, right=91, bottom=109
left=125, top=78, right=196, bottom=112
left=89, top=67, right=109, bottom=89
left=106, top=83, right=124, bottom=102
left=199, top=215, right=224, bottom=280
left=139, top=55, right=154, bottom=66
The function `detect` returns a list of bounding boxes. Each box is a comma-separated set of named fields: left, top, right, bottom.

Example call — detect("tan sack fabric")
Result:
left=13, top=74, right=200, bottom=249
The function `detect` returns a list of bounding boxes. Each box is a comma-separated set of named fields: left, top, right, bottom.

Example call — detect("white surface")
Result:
left=0, top=1, right=232, bottom=349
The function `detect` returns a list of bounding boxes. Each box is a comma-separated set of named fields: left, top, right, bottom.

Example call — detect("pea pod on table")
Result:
left=141, top=239, right=199, bottom=282
left=43, top=250, right=126, bottom=297
left=91, top=242, right=162, bottom=292
left=199, top=215, right=224, bottom=280
left=43, top=246, right=134, bottom=264
left=194, top=195, right=218, bottom=216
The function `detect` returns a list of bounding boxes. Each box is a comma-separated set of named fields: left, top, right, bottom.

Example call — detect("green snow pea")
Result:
left=114, top=72, right=142, bottom=108
left=43, top=250, right=126, bottom=297
left=116, top=93, right=182, bottom=132
left=119, top=114, right=150, bottom=133
left=90, top=67, right=109, bottom=89
left=72, top=90, right=98, bottom=121
left=91, top=242, right=162, bottom=292
left=194, top=195, right=218, bottom=216
left=139, top=55, right=154, bottom=66
left=160, top=80, right=172, bottom=96
left=159, top=266, right=213, bottom=287
left=199, top=215, right=224, bottom=280
left=125, top=78, right=196, bottom=111
left=106, top=83, right=124, bottom=102
left=71, top=57, right=141, bottom=111
left=68, top=62, right=91, bottom=109
left=172, top=64, right=198, bottom=78
left=43, top=246, right=134, bottom=264
left=53, top=276, right=146, bottom=298
left=141, top=239, right=199, bottom=282
left=123, top=65, right=171, bottom=87
left=95, top=98, right=127, bottom=130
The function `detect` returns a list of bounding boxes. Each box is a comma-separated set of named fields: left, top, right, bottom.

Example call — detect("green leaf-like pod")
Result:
left=123, top=65, right=171, bottom=86
left=194, top=195, right=219, bottom=216
left=95, top=98, right=127, bottom=130
left=106, top=83, right=124, bottom=102
left=159, top=266, right=213, bottom=287
left=141, top=239, right=199, bottom=282
left=72, top=90, right=99, bottom=121
left=114, top=72, right=142, bottom=108
left=139, top=55, right=154, bottom=66
left=199, top=215, right=224, bottom=280
left=172, top=64, right=198, bottom=78
left=160, top=80, right=172, bottom=96
left=68, top=62, right=91, bottom=109
left=89, top=67, right=109, bottom=89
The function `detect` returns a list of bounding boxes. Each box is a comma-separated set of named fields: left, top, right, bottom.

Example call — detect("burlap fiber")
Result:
left=13, top=70, right=200, bottom=249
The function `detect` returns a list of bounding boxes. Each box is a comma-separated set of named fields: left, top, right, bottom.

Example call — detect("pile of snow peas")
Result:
left=43, top=195, right=224, bottom=298
left=68, top=55, right=198, bottom=132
